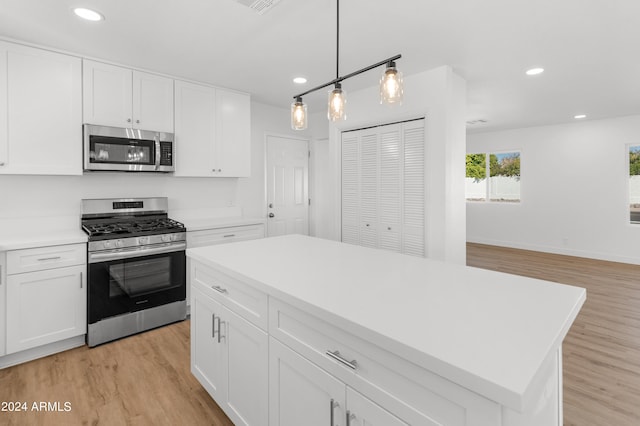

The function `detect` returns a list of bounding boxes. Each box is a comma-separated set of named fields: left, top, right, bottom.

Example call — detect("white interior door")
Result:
left=266, top=135, right=309, bottom=237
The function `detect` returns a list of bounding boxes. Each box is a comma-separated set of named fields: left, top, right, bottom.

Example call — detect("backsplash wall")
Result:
left=0, top=173, right=239, bottom=219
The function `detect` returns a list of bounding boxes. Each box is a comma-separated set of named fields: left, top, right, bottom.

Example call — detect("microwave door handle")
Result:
left=155, top=136, right=160, bottom=170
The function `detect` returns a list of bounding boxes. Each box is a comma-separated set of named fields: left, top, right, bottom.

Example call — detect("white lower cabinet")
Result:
left=6, top=264, right=86, bottom=354
left=4, top=243, right=86, bottom=355
left=346, top=387, right=409, bottom=426
left=187, top=223, right=265, bottom=249
left=269, top=338, right=408, bottom=426
left=191, top=285, right=268, bottom=426
left=269, top=337, right=345, bottom=426
left=0, top=253, right=6, bottom=356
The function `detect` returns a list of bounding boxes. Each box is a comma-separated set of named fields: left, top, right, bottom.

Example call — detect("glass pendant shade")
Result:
left=291, top=97, right=307, bottom=130
left=328, top=83, right=346, bottom=121
left=380, top=62, right=404, bottom=105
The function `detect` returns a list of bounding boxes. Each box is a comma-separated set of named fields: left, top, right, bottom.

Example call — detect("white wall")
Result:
left=467, top=115, right=640, bottom=264
left=326, top=65, right=467, bottom=264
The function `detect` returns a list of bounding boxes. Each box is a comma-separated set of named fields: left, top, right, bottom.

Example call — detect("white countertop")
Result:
left=187, top=234, right=586, bottom=412
left=0, top=216, right=88, bottom=251
left=179, top=216, right=265, bottom=232
left=0, top=212, right=264, bottom=251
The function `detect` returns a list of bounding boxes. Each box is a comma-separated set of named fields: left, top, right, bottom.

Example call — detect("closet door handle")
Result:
left=346, top=410, right=355, bottom=426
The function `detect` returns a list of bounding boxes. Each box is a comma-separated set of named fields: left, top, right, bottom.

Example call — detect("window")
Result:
left=466, top=151, right=520, bottom=202
left=629, top=145, right=640, bottom=223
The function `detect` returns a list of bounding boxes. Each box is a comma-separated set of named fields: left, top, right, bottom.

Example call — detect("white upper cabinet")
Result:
left=174, top=80, right=251, bottom=177
left=0, top=41, right=82, bottom=175
left=215, top=89, right=251, bottom=177
left=83, top=60, right=174, bottom=133
left=174, top=80, right=216, bottom=176
left=132, top=70, right=174, bottom=133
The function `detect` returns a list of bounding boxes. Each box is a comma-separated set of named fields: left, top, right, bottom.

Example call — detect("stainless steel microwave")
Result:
left=83, top=124, right=175, bottom=172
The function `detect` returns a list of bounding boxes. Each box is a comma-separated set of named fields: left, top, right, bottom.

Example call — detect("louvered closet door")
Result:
left=378, top=124, right=402, bottom=252
left=359, top=131, right=379, bottom=248
left=341, top=134, right=360, bottom=245
left=402, top=120, right=426, bottom=256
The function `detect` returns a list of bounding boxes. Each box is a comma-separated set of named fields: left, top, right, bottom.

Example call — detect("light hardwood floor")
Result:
left=0, top=320, right=233, bottom=426
left=1, top=244, right=637, bottom=425
left=467, top=243, right=640, bottom=426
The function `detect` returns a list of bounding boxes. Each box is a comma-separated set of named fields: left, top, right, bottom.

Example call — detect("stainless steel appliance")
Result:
left=81, top=197, right=186, bottom=347
left=83, top=124, right=175, bottom=172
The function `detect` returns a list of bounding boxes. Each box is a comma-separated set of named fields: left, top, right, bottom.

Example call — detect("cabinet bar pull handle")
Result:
left=212, top=314, right=216, bottom=339
left=223, top=234, right=235, bottom=238
left=37, top=256, right=62, bottom=262
left=80, top=272, right=83, bottom=289
left=346, top=410, right=355, bottom=426
left=326, top=350, right=358, bottom=370
left=211, top=285, right=228, bottom=294
left=217, top=317, right=222, bottom=343
left=330, top=399, right=339, bottom=426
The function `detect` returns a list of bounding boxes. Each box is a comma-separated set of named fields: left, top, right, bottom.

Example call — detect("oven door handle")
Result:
left=89, top=242, right=186, bottom=263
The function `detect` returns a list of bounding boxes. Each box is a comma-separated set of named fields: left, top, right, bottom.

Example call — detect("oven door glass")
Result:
left=88, top=250, right=185, bottom=324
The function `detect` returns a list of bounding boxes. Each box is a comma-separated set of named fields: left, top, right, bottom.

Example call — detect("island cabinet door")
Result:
left=345, top=387, right=409, bottom=426
left=269, top=337, right=345, bottom=426
left=191, top=286, right=269, bottom=426
left=191, top=287, right=226, bottom=402
left=221, top=304, right=268, bottom=426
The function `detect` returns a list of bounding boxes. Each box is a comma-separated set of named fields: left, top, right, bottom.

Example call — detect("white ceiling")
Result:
left=1, top=0, right=639, bottom=133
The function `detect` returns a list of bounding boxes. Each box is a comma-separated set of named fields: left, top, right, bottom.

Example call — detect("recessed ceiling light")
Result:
left=574, top=114, right=587, bottom=119
left=73, top=7, right=104, bottom=21
left=293, top=77, right=307, bottom=84
left=525, top=68, right=544, bottom=76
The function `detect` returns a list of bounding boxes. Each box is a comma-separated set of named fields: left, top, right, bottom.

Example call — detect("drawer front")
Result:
left=7, top=243, right=86, bottom=274
left=269, top=298, right=500, bottom=426
left=187, top=224, right=265, bottom=248
left=191, top=260, right=268, bottom=330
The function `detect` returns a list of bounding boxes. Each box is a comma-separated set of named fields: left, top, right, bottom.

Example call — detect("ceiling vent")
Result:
left=234, top=0, right=282, bottom=15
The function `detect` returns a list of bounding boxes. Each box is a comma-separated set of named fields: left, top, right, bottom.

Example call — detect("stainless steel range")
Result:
left=81, top=197, right=187, bottom=347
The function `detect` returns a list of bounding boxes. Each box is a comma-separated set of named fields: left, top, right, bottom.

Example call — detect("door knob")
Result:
left=268, top=203, right=273, bottom=208
left=268, top=213, right=275, bottom=218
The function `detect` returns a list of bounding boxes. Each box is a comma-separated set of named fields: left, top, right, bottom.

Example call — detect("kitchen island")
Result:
left=187, top=234, right=585, bottom=426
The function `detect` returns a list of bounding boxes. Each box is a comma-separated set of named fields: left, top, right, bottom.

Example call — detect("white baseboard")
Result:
left=466, top=237, right=640, bottom=266
left=0, top=335, right=85, bottom=369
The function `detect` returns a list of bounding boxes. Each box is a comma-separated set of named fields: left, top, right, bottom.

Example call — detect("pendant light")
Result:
left=291, top=0, right=403, bottom=129
left=380, top=61, right=404, bottom=105
left=328, top=83, right=346, bottom=121
left=291, top=97, right=307, bottom=130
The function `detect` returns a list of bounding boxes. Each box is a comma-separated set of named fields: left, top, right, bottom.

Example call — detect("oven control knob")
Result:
left=138, top=237, right=149, bottom=244
left=103, top=240, right=113, bottom=249
left=115, top=240, right=124, bottom=248
left=161, top=234, right=171, bottom=243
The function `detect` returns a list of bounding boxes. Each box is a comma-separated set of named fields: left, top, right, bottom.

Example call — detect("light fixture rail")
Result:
left=292, top=54, right=402, bottom=100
